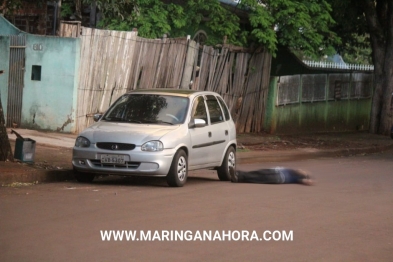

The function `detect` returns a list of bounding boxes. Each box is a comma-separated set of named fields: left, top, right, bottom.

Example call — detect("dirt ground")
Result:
left=6, top=141, right=73, bottom=171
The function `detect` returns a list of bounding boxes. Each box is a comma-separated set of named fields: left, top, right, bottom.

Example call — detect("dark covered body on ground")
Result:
left=2, top=129, right=393, bottom=185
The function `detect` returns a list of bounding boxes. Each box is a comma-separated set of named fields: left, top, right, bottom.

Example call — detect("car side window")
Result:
left=191, top=96, right=208, bottom=124
left=217, top=96, right=230, bottom=121
left=206, top=95, right=224, bottom=124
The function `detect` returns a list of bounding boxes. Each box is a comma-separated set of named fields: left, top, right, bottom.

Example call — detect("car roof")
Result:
left=127, top=88, right=220, bottom=98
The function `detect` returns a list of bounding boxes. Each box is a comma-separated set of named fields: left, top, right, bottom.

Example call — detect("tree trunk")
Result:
left=364, top=0, right=393, bottom=135
left=369, top=67, right=383, bottom=134
left=379, top=66, right=393, bottom=135
left=75, top=0, right=82, bottom=20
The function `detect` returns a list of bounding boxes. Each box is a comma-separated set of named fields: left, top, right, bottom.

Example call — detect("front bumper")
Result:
left=72, top=146, right=176, bottom=177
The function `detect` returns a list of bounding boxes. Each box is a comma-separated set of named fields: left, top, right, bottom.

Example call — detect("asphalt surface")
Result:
left=1, top=150, right=393, bottom=261
left=1, top=128, right=393, bottom=184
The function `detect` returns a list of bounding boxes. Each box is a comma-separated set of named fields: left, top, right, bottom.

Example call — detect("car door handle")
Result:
left=225, top=130, right=228, bottom=135
left=208, top=132, right=212, bottom=137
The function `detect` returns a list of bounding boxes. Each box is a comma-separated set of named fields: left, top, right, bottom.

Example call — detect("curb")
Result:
left=1, top=168, right=75, bottom=185
left=237, top=144, right=393, bottom=164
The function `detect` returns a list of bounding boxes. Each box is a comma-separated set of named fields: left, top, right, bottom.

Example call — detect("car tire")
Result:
left=217, top=146, right=236, bottom=181
left=167, top=149, right=188, bottom=187
left=74, top=168, right=95, bottom=183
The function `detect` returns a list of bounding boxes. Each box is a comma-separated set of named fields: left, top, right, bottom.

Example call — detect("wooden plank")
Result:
left=75, top=26, right=272, bottom=133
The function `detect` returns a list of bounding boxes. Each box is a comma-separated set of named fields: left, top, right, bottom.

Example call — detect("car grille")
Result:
left=90, top=160, right=140, bottom=169
left=96, top=142, right=136, bottom=151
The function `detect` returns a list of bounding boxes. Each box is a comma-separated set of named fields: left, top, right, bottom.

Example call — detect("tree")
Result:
left=1, top=0, right=48, bottom=16
left=239, top=0, right=339, bottom=57
left=82, top=0, right=243, bottom=45
left=80, top=0, right=339, bottom=53
left=327, top=0, right=393, bottom=135
left=340, top=34, right=372, bottom=65
left=0, top=0, right=23, bottom=15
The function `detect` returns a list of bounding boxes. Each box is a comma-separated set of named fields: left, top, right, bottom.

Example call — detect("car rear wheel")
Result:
left=74, top=168, right=95, bottom=183
left=217, top=146, right=236, bottom=181
left=167, top=149, right=188, bottom=187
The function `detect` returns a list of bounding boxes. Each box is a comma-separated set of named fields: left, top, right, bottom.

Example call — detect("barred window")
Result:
left=277, top=75, right=300, bottom=105
left=328, top=74, right=350, bottom=100
left=302, top=75, right=326, bottom=102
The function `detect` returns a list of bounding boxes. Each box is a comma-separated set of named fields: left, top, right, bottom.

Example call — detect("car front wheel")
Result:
left=166, top=149, right=188, bottom=187
left=217, top=146, right=236, bottom=181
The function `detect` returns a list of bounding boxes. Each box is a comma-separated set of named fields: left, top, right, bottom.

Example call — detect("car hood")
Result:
left=79, top=121, right=179, bottom=145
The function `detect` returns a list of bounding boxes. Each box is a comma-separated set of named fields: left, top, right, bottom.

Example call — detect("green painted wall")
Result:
left=267, top=46, right=374, bottom=134
left=265, top=76, right=372, bottom=134
left=21, top=34, right=80, bottom=132
left=264, top=77, right=278, bottom=133
left=0, top=36, right=10, bottom=110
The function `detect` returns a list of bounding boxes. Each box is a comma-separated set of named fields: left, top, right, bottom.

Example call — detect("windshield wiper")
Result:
left=142, top=119, right=174, bottom=125
left=103, top=117, right=142, bottom=123
left=103, top=117, right=125, bottom=122
left=126, top=118, right=142, bottom=123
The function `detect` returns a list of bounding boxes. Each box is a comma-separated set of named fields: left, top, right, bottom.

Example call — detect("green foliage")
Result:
left=0, top=0, right=19, bottom=14
left=82, top=0, right=137, bottom=20
left=240, top=0, right=339, bottom=57
left=81, top=0, right=340, bottom=57
left=326, top=0, right=373, bottom=64
left=61, top=2, right=74, bottom=18
left=340, top=34, right=372, bottom=64
left=131, top=0, right=172, bottom=39
left=0, top=0, right=45, bottom=15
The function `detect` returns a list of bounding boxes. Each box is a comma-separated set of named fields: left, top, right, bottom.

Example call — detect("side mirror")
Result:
left=188, top=118, right=206, bottom=128
left=93, top=113, right=103, bottom=122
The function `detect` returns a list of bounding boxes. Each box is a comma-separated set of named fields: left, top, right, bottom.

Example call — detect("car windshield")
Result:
left=103, top=94, right=189, bottom=125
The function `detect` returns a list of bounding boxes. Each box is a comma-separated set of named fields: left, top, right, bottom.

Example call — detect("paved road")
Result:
left=1, top=151, right=393, bottom=261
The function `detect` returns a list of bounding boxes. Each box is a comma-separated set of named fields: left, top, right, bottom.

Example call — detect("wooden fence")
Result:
left=195, top=46, right=271, bottom=133
left=59, top=21, right=81, bottom=37
left=68, top=23, right=272, bottom=133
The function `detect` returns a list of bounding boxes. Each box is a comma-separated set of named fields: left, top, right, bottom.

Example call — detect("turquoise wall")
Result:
left=0, top=16, right=21, bottom=119
left=265, top=77, right=372, bottom=134
left=0, top=15, right=22, bottom=35
left=21, top=34, right=80, bottom=132
left=1, top=16, right=80, bottom=132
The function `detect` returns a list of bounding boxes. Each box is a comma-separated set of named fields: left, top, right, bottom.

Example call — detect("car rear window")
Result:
left=217, top=96, right=230, bottom=121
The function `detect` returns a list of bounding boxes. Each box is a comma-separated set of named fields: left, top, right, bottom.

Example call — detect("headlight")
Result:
left=141, top=141, right=163, bottom=151
left=75, top=136, right=91, bottom=147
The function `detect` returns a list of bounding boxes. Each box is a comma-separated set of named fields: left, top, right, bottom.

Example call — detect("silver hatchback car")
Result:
left=72, top=89, right=237, bottom=187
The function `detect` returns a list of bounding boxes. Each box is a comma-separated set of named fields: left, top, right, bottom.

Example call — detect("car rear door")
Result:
left=188, top=95, right=216, bottom=167
left=204, top=95, right=231, bottom=164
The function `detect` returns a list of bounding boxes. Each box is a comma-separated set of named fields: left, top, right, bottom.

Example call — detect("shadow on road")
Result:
left=70, top=174, right=221, bottom=188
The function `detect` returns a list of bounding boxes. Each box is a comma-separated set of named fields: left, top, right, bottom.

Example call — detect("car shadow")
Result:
left=72, top=174, right=222, bottom=188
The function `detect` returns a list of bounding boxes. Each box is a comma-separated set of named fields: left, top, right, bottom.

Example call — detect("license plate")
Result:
left=100, top=154, right=125, bottom=164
